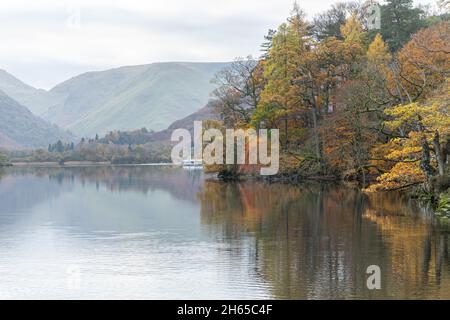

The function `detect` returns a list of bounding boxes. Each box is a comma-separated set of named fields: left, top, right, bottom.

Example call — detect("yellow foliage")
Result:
left=340, top=14, right=364, bottom=44
left=366, top=162, right=424, bottom=192
left=367, top=33, right=391, bottom=65
left=367, top=79, right=449, bottom=191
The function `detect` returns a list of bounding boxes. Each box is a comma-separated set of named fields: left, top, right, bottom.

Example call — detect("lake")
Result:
left=0, top=166, right=449, bottom=299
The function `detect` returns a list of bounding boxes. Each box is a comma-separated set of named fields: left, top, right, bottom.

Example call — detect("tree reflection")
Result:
left=3, top=166, right=203, bottom=203
left=198, top=180, right=450, bottom=299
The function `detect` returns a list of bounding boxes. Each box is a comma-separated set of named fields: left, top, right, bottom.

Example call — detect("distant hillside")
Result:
left=0, top=70, right=59, bottom=115
left=0, top=90, right=73, bottom=149
left=98, top=103, right=220, bottom=146
left=5, top=103, right=220, bottom=163
left=0, top=131, right=21, bottom=149
left=155, top=102, right=220, bottom=141
left=43, top=62, right=229, bottom=137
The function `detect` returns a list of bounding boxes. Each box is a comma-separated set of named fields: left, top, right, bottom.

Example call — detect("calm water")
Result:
left=0, top=166, right=449, bottom=299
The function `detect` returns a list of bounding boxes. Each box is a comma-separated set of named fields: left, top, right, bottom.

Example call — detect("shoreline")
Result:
left=10, top=161, right=175, bottom=168
left=5, top=161, right=448, bottom=219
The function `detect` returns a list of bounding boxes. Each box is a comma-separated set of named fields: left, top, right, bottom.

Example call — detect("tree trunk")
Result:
left=311, top=107, right=323, bottom=168
left=442, top=134, right=450, bottom=171
left=433, top=130, right=445, bottom=176
left=420, top=139, right=434, bottom=180
left=284, top=118, right=288, bottom=150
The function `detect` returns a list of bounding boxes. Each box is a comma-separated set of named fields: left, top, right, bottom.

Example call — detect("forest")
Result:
left=208, top=0, right=449, bottom=215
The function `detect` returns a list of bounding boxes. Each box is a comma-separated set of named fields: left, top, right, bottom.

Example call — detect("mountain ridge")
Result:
left=0, top=61, right=229, bottom=139
left=0, top=69, right=59, bottom=115
left=43, top=62, right=229, bottom=137
left=0, top=90, right=74, bottom=149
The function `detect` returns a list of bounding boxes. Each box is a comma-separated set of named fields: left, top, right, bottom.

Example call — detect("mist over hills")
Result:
left=0, top=90, right=73, bottom=149
left=46, top=62, right=227, bottom=137
left=132, top=103, right=220, bottom=145
left=0, top=62, right=227, bottom=138
left=0, top=69, right=59, bottom=116
left=0, top=62, right=228, bottom=149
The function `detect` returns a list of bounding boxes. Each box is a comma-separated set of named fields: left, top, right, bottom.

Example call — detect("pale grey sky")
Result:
left=0, top=0, right=438, bottom=89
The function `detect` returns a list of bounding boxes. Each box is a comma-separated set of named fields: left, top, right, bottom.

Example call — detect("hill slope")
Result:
left=0, top=70, right=59, bottom=115
left=0, top=90, right=73, bottom=149
left=121, top=102, right=220, bottom=145
left=43, top=62, right=229, bottom=137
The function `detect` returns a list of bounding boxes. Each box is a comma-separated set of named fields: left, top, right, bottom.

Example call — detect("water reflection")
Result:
left=198, top=180, right=450, bottom=299
left=0, top=166, right=449, bottom=299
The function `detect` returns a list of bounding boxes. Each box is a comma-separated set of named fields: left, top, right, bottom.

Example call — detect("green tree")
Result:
left=260, top=29, right=276, bottom=60
left=380, top=0, right=425, bottom=52
left=55, top=140, right=64, bottom=153
left=253, top=5, right=310, bottom=148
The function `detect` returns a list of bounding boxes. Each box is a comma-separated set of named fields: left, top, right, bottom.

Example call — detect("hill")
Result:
left=0, top=90, right=73, bottom=149
left=98, top=102, right=220, bottom=145
left=0, top=69, right=59, bottom=115
left=43, top=62, right=229, bottom=137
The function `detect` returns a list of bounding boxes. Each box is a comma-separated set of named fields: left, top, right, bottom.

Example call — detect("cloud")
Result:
left=0, top=0, right=437, bottom=89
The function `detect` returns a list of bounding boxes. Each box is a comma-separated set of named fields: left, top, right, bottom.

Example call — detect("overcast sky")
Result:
left=0, top=0, right=438, bottom=89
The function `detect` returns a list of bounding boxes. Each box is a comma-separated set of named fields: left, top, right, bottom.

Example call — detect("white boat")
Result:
left=182, top=159, right=203, bottom=169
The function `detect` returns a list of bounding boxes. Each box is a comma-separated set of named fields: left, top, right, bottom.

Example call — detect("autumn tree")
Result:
left=253, top=5, right=310, bottom=149
left=321, top=31, right=391, bottom=182
left=367, top=79, right=450, bottom=191
left=305, top=14, right=367, bottom=168
left=365, top=22, right=449, bottom=191
left=255, top=9, right=368, bottom=169
left=311, top=1, right=363, bottom=40
left=387, top=21, right=450, bottom=104
left=367, top=33, right=392, bottom=65
left=210, top=1, right=448, bottom=186
left=212, top=57, right=264, bottom=127
left=340, top=13, right=366, bottom=45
